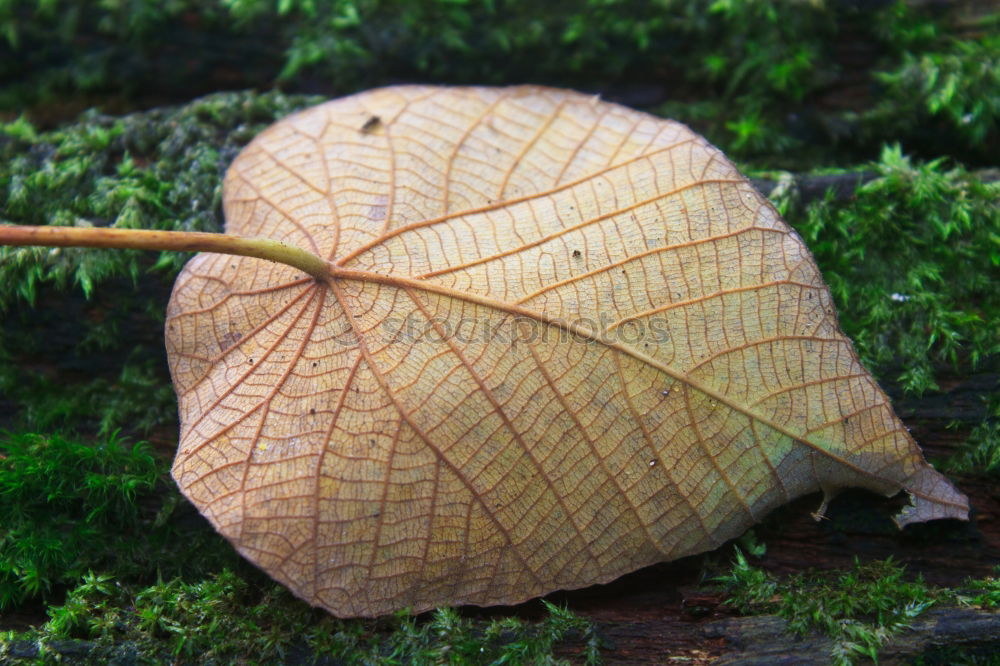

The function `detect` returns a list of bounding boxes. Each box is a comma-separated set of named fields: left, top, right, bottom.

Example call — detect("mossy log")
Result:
left=704, top=607, right=1000, bottom=666
left=2, top=104, right=997, bottom=660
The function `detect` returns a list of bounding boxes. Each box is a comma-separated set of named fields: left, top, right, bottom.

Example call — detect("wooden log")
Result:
left=704, top=607, right=1000, bottom=666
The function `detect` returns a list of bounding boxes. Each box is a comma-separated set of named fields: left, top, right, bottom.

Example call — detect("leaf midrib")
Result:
left=322, top=264, right=921, bottom=497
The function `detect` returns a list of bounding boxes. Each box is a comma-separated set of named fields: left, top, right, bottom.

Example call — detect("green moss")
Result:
left=2, top=570, right=600, bottom=664
left=961, top=569, right=1000, bottom=610
left=865, top=9, right=1000, bottom=162
left=4, top=1, right=997, bottom=166
left=0, top=0, right=835, bottom=113
left=1, top=90, right=321, bottom=303
left=716, top=552, right=1000, bottom=664
left=944, top=391, right=1000, bottom=477
left=778, top=146, right=1000, bottom=395
left=0, top=431, right=237, bottom=610
left=0, top=353, right=175, bottom=436
left=717, top=551, right=938, bottom=666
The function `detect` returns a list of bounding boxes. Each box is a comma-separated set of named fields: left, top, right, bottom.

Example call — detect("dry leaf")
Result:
left=165, top=86, right=968, bottom=617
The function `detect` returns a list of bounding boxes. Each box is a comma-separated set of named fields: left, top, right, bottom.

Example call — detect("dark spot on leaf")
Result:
left=219, top=331, right=243, bottom=352
left=572, top=249, right=582, bottom=258
left=360, top=115, right=381, bottom=133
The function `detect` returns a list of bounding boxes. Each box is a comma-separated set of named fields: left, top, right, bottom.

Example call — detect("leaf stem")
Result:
left=0, top=225, right=330, bottom=279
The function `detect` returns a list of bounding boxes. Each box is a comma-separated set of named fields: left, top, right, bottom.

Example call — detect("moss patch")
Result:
left=3, top=571, right=600, bottom=664
left=0, top=431, right=237, bottom=611
left=771, top=146, right=1000, bottom=395
left=943, top=391, right=1000, bottom=477
left=716, top=551, right=941, bottom=665
left=3, top=2, right=998, bottom=166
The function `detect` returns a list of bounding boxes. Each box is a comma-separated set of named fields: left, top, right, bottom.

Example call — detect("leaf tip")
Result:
left=893, top=465, right=970, bottom=528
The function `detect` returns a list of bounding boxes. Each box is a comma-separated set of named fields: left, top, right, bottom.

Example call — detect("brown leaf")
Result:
left=164, top=86, right=968, bottom=617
